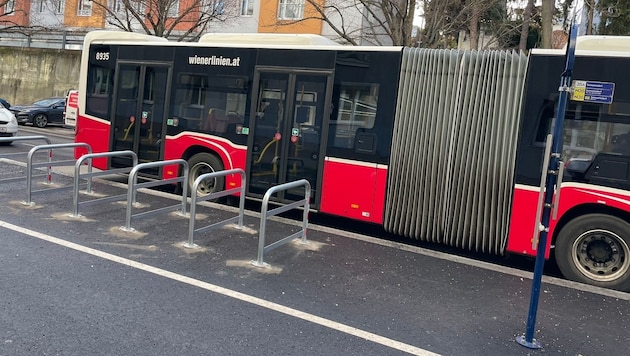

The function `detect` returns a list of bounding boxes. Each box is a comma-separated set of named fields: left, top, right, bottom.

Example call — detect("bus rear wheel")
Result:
left=555, top=214, right=630, bottom=292
left=187, top=152, right=225, bottom=197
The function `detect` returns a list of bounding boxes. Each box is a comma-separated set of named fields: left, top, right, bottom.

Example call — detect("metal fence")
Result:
left=0, top=30, right=87, bottom=50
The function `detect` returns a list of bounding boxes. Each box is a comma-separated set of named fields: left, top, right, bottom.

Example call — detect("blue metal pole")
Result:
left=516, top=24, right=578, bottom=349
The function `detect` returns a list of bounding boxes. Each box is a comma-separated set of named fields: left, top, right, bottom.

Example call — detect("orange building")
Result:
left=64, top=0, right=106, bottom=28
left=258, top=0, right=326, bottom=34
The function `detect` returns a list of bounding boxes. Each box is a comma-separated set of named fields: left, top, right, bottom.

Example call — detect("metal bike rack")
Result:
left=0, top=136, right=52, bottom=184
left=121, top=159, right=189, bottom=231
left=184, top=168, right=246, bottom=248
left=70, top=150, right=138, bottom=217
left=252, top=179, right=311, bottom=267
left=24, top=142, right=92, bottom=205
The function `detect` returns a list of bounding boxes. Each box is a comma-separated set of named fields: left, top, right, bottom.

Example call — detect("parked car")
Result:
left=0, top=102, right=18, bottom=145
left=11, top=97, right=66, bottom=128
left=0, top=98, right=10, bottom=109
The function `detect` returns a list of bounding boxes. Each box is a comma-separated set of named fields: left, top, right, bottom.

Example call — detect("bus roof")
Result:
left=83, top=30, right=401, bottom=52
left=199, top=33, right=341, bottom=46
left=532, top=35, right=630, bottom=57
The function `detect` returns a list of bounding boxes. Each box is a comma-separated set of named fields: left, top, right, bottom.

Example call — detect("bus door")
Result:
left=248, top=70, right=332, bottom=204
left=111, top=62, right=171, bottom=176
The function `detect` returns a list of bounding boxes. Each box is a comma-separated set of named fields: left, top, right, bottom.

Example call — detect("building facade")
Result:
left=0, top=0, right=353, bottom=44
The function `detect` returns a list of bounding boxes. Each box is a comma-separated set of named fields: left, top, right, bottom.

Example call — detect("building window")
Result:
left=203, top=0, right=224, bottom=16
left=167, top=2, right=179, bottom=17
left=78, top=0, right=92, bottom=16
left=4, top=0, right=14, bottom=15
left=132, top=0, right=145, bottom=13
left=111, top=0, right=122, bottom=12
left=112, top=0, right=145, bottom=13
left=213, top=0, right=225, bottom=15
left=37, top=0, right=64, bottom=13
left=277, top=0, right=304, bottom=20
left=241, top=0, right=253, bottom=16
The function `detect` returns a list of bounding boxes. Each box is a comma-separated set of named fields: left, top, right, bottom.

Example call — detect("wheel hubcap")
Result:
left=572, top=229, right=629, bottom=282
left=190, top=163, right=217, bottom=195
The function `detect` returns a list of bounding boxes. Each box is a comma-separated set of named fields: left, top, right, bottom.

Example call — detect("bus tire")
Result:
left=555, top=214, right=630, bottom=292
left=187, top=152, right=225, bottom=197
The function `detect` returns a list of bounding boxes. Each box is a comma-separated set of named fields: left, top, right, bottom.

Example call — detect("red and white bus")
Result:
left=76, top=31, right=630, bottom=291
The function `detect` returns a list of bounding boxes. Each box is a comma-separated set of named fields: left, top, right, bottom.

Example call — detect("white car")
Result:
left=0, top=103, right=18, bottom=145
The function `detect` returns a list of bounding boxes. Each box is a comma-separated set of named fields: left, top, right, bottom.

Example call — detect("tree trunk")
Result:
left=468, top=2, right=481, bottom=50
left=586, top=0, right=594, bottom=35
left=518, top=0, right=534, bottom=51
left=541, top=0, right=554, bottom=48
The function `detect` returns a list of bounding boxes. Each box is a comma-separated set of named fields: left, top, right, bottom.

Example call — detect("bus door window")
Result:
left=111, top=63, right=170, bottom=172
left=285, top=74, right=328, bottom=200
left=113, top=65, right=140, bottom=153
left=248, top=70, right=331, bottom=201
left=138, top=66, right=169, bottom=163
left=249, top=72, right=288, bottom=192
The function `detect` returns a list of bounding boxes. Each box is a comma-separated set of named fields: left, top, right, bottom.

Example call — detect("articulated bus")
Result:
left=76, top=31, right=630, bottom=291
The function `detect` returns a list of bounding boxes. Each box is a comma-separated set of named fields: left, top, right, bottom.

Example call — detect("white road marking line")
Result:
left=0, top=220, right=440, bottom=356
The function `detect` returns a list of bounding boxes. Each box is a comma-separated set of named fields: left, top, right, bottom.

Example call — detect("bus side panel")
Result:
left=75, top=117, right=111, bottom=170
left=506, top=185, right=542, bottom=256
left=162, top=133, right=247, bottom=187
left=372, top=164, right=387, bottom=225
left=320, top=158, right=378, bottom=223
left=507, top=183, right=630, bottom=257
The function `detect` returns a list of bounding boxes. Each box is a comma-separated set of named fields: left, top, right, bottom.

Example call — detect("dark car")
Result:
left=11, top=97, right=66, bottom=128
left=0, top=98, right=10, bottom=109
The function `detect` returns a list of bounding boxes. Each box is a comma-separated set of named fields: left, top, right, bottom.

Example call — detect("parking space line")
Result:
left=0, top=219, right=440, bottom=356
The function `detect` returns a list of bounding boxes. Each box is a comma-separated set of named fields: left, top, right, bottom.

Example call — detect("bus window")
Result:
left=171, top=73, right=247, bottom=134
left=172, top=74, right=207, bottom=129
left=330, top=83, right=379, bottom=150
left=533, top=100, right=554, bottom=144
left=86, top=66, right=113, bottom=118
left=200, top=91, right=246, bottom=133
left=561, top=101, right=630, bottom=181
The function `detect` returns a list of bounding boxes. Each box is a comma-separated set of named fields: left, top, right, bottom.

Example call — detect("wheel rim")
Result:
left=34, top=115, right=46, bottom=127
left=189, top=162, right=217, bottom=196
left=571, top=229, right=630, bottom=282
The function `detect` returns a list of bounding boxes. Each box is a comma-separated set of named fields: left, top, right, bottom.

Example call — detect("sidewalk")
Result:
left=1, top=159, right=628, bottom=355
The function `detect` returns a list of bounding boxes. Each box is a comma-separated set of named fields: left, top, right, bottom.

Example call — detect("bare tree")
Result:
left=422, top=0, right=512, bottom=49
left=421, top=0, right=466, bottom=48
left=292, top=0, right=416, bottom=46
left=466, top=0, right=507, bottom=50
left=91, top=0, right=240, bottom=41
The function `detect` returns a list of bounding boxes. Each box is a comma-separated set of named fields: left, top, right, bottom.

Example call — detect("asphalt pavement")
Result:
left=0, top=156, right=628, bottom=356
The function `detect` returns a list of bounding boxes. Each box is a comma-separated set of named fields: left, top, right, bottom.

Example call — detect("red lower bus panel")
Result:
left=75, top=116, right=111, bottom=169
left=507, top=183, right=630, bottom=258
left=319, top=158, right=386, bottom=224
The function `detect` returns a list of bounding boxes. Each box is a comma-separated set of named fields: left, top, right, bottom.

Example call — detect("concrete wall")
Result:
left=0, top=47, right=80, bottom=106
